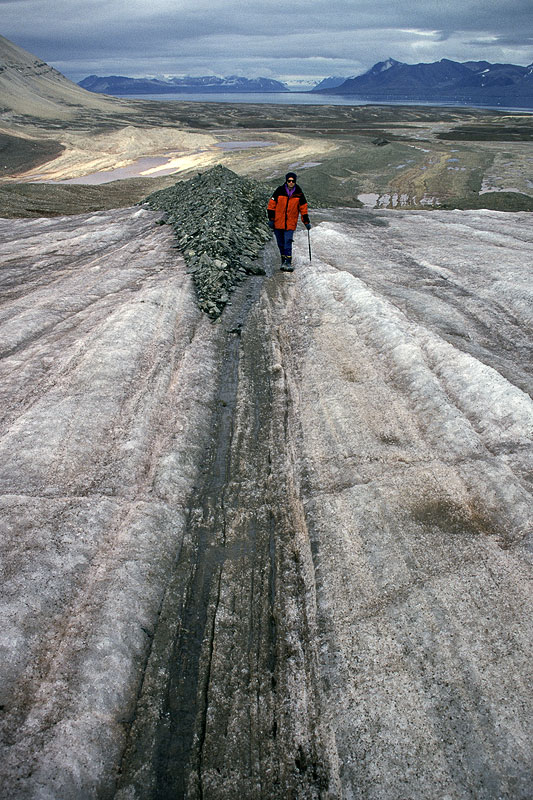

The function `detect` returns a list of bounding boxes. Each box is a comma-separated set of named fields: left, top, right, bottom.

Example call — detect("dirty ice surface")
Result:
left=283, top=208, right=533, bottom=797
left=0, top=205, right=531, bottom=798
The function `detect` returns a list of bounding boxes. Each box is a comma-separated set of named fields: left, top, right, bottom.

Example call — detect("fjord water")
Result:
left=114, top=90, right=533, bottom=112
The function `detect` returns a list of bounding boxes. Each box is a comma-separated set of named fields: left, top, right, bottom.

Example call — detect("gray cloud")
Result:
left=2, top=0, right=532, bottom=82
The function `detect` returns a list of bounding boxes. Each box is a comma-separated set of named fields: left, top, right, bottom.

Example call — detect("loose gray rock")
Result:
left=141, top=165, right=271, bottom=318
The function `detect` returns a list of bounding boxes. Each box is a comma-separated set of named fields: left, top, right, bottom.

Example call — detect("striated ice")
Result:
left=0, top=204, right=531, bottom=799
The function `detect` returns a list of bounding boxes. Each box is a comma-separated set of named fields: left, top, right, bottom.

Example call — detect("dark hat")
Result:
left=285, top=172, right=297, bottom=182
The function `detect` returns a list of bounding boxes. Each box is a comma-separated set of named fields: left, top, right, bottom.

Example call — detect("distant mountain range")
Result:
left=312, top=58, right=533, bottom=106
left=79, top=59, right=533, bottom=106
left=79, top=75, right=289, bottom=94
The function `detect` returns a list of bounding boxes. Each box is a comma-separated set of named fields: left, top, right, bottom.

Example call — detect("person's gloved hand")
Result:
left=305, top=223, right=312, bottom=230
left=268, top=220, right=275, bottom=229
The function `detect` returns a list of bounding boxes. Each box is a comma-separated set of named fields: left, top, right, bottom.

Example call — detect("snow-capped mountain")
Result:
left=311, top=76, right=351, bottom=91
left=314, top=58, right=533, bottom=105
left=78, top=74, right=289, bottom=94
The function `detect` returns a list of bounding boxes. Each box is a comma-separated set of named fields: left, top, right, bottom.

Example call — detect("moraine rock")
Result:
left=141, top=165, right=271, bottom=319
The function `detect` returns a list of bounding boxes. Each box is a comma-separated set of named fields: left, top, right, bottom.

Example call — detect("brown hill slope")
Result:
left=0, top=34, right=130, bottom=119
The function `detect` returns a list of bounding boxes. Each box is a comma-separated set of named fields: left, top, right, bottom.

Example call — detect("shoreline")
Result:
left=85, top=89, right=533, bottom=114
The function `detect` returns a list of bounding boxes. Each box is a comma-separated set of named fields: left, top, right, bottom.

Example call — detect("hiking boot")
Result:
left=280, top=255, right=293, bottom=272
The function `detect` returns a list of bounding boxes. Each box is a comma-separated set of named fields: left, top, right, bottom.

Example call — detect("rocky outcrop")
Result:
left=0, top=205, right=531, bottom=798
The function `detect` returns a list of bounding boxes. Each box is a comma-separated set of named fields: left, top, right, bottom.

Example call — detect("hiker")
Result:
left=267, top=172, right=311, bottom=272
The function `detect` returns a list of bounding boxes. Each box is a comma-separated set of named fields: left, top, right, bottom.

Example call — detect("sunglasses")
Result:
left=287, top=178, right=295, bottom=183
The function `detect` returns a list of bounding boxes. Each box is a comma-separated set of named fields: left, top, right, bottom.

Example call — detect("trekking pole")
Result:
left=307, top=228, right=312, bottom=262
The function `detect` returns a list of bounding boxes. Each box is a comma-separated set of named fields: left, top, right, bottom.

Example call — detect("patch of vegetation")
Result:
left=0, top=132, right=64, bottom=174
left=411, top=498, right=498, bottom=538
left=442, top=191, right=533, bottom=212
left=0, top=176, right=177, bottom=218
left=277, top=164, right=362, bottom=209
left=290, top=142, right=425, bottom=208
left=438, top=124, right=533, bottom=142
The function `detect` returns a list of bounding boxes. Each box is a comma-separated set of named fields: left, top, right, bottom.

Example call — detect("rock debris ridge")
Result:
left=142, top=165, right=271, bottom=318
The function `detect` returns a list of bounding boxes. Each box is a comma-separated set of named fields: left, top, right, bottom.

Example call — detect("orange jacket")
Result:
left=267, top=184, right=310, bottom=230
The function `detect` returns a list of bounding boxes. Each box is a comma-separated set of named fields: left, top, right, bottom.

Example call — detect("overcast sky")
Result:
left=2, top=0, right=532, bottom=85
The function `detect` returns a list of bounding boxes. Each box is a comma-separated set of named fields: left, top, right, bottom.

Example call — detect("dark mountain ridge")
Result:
left=79, top=74, right=289, bottom=94
left=313, top=58, right=533, bottom=106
